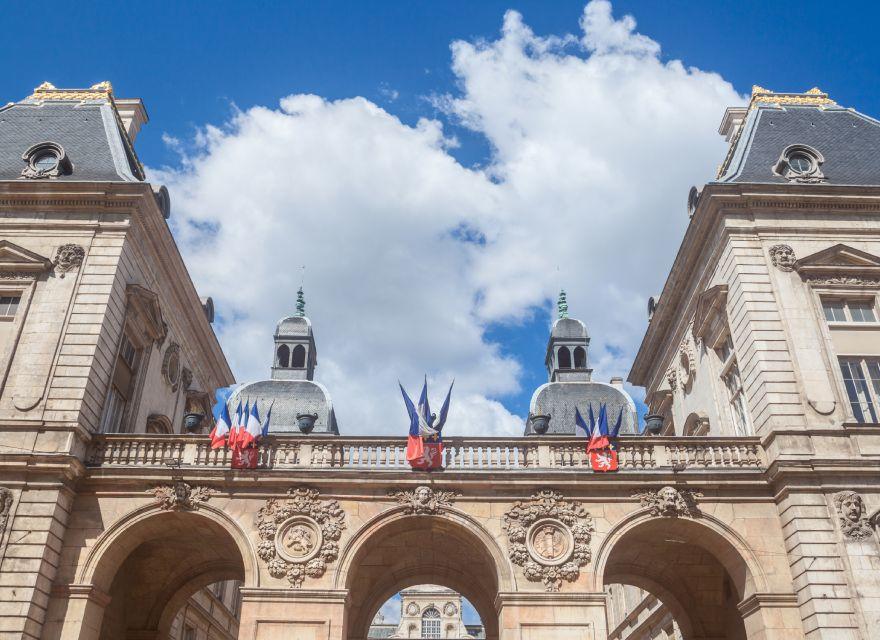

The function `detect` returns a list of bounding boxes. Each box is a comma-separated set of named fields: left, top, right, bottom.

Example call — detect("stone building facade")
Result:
left=1, top=80, right=880, bottom=640
left=367, top=585, right=483, bottom=640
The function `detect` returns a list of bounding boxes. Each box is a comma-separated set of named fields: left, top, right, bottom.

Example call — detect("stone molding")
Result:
left=633, top=486, right=702, bottom=518
left=833, top=490, right=873, bottom=541
left=503, top=490, right=594, bottom=592
left=736, top=592, right=800, bottom=617
left=256, top=487, right=346, bottom=588
left=148, top=481, right=214, bottom=511
left=388, top=485, right=460, bottom=515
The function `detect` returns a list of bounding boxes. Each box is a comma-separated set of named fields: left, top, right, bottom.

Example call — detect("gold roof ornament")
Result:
left=28, top=80, right=114, bottom=102
left=748, top=86, right=835, bottom=108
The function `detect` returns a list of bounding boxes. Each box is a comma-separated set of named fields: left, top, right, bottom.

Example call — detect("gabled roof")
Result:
left=0, top=82, right=144, bottom=182
left=795, top=243, right=880, bottom=283
left=717, top=87, right=880, bottom=186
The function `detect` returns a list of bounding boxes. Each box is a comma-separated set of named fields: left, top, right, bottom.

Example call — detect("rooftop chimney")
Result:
left=114, top=98, right=149, bottom=143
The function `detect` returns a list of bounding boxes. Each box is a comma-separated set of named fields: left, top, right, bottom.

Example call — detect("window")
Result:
left=421, top=608, right=441, bottom=639
left=277, top=344, right=290, bottom=367
left=822, top=298, right=877, bottom=323
left=291, top=344, right=306, bottom=368
left=787, top=153, right=812, bottom=174
left=715, top=334, right=752, bottom=436
left=101, top=333, right=141, bottom=433
left=557, top=347, right=571, bottom=369
left=0, top=295, right=21, bottom=320
left=773, top=144, right=825, bottom=183
left=839, top=357, right=880, bottom=424
left=183, top=625, right=197, bottom=640
left=573, top=346, right=586, bottom=369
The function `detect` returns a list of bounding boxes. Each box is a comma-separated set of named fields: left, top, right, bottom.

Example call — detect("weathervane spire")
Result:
left=557, top=290, right=568, bottom=319
left=296, top=286, right=306, bottom=317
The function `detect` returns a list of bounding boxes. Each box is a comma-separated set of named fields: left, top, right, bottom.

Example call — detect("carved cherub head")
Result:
left=415, top=486, right=432, bottom=505
left=769, top=244, right=796, bottom=271
left=835, top=491, right=865, bottom=524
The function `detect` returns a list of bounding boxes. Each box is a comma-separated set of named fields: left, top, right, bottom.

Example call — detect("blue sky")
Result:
left=4, top=1, right=878, bottom=429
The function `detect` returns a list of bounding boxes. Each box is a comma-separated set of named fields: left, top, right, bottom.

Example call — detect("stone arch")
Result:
left=573, top=346, right=586, bottom=368
left=336, top=506, right=511, bottom=640
left=277, top=343, right=290, bottom=367
left=682, top=411, right=710, bottom=436
left=596, top=510, right=767, bottom=640
left=291, top=343, right=306, bottom=367
left=557, top=346, right=571, bottom=369
left=77, top=503, right=258, bottom=639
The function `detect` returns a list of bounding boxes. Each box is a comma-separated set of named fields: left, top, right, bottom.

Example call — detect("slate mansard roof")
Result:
left=527, top=380, right=638, bottom=436
left=717, top=87, right=880, bottom=186
left=229, top=379, right=339, bottom=435
left=0, top=82, right=144, bottom=182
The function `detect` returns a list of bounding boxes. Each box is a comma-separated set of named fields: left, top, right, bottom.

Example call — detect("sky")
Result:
left=4, top=1, right=880, bottom=441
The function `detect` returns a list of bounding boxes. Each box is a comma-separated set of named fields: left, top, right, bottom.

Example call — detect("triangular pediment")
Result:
left=0, top=240, right=52, bottom=272
left=797, top=244, right=880, bottom=268
left=693, top=284, right=728, bottom=341
left=796, top=244, right=880, bottom=285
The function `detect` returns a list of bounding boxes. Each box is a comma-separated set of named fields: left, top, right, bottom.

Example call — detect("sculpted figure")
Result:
left=769, top=244, right=797, bottom=271
left=834, top=491, right=873, bottom=540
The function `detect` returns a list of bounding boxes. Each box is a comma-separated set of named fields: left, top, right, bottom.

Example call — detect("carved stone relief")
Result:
left=162, top=343, right=181, bottom=391
left=389, top=485, right=459, bottom=515
left=53, top=244, right=85, bottom=278
left=633, top=486, right=702, bottom=518
left=834, top=490, right=873, bottom=541
left=503, top=490, right=594, bottom=592
left=256, top=487, right=346, bottom=588
left=149, top=482, right=214, bottom=510
left=0, top=487, right=13, bottom=537
left=677, top=337, right=696, bottom=390
left=769, top=244, right=796, bottom=271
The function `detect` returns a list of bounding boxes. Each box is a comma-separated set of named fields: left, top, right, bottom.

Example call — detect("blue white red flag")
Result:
left=262, top=401, right=274, bottom=437
left=240, top=401, right=261, bottom=449
left=210, top=402, right=231, bottom=450
left=588, top=404, right=611, bottom=451
left=575, top=407, right=590, bottom=439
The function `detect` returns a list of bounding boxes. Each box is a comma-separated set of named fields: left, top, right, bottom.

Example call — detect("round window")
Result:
left=787, top=153, right=813, bottom=173
left=33, top=151, right=59, bottom=172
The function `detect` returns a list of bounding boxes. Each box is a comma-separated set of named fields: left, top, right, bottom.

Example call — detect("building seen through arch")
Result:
left=4, top=82, right=880, bottom=640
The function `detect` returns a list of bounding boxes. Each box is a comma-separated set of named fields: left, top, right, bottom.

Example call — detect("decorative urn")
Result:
left=183, top=412, right=205, bottom=433
left=528, top=413, right=551, bottom=435
left=296, top=413, right=318, bottom=434
left=643, top=414, right=664, bottom=435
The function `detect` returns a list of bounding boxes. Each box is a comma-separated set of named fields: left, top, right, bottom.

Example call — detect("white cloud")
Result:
left=152, top=1, right=743, bottom=436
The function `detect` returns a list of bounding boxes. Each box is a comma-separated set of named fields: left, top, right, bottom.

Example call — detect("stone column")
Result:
left=737, top=593, right=805, bottom=640
left=238, top=588, right=348, bottom=640
left=41, top=584, right=109, bottom=640
left=496, top=592, right=608, bottom=640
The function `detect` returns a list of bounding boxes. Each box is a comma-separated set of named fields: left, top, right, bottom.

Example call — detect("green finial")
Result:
left=557, top=289, right=568, bottom=319
left=296, top=287, right=306, bottom=317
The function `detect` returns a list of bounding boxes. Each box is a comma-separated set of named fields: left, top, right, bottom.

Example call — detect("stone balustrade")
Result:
left=86, top=434, right=765, bottom=472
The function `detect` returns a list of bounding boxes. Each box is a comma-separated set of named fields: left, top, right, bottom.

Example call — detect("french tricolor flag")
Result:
left=239, top=401, right=262, bottom=449
left=210, top=402, right=232, bottom=450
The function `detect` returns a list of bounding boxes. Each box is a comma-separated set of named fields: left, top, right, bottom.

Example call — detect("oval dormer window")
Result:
left=773, top=144, right=825, bottom=184
left=20, top=141, right=72, bottom=179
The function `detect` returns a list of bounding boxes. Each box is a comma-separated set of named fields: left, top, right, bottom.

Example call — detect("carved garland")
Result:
left=0, top=487, right=13, bottom=538
left=677, top=337, right=696, bottom=389
left=503, top=490, right=594, bottom=592
left=256, top=487, right=346, bottom=588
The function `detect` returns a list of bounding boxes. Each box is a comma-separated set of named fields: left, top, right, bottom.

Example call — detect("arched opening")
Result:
left=573, top=346, right=586, bottom=369
left=557, top=346, right=571, bottom=369
left=277, top=344, right=290, bottom=367
left=291, top=344, right=306, bottom=367
left=342, top=514, right=503, bottom=640
left=601, top=517, right=755, bottom=640
left=87, top=509, right=248, bottom=639
left=368, top=585, right=484, bottom=640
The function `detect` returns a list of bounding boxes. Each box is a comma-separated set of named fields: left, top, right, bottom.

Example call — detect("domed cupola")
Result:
left=525, top=291, right=637, bottom=436
left=230, top=288, right=339, bottom=434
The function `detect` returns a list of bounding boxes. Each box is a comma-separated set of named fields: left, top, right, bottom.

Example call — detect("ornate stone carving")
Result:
left=503, top=490, right=594, bottom=592
left=769, top=244, right=796, bottom=271
left=149, top=482, right=214, bottom=510
left=256, top=487, right=346, bottom=588
left=804, top=275, right=880, bottom=287
left=0, top=272, right=33, bottom=280
left=677, top=337, right=696, bottom=389
left=389, top=485, right=459, bottom=515
left=834, top=491, right=873, bottom=541
left=406, top=602, right=420, bottom=615
left=665, top=366, right=678, bottom=390
left=53, top=244, right=85, bottom=278
left=180, top=367, right=193, bottom=392
left=0, top=487, right=13, bottom=537
left=443, top=602, right=457, bottom=616
left=634, top=486, right=702, bottom=518
left=162, top=343, right=181, bottom=391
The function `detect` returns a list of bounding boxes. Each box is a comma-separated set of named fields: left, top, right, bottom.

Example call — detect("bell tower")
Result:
left=272, top=287, right=317, bottom=381
left=546, top=291, right=591, bottom=382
